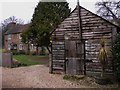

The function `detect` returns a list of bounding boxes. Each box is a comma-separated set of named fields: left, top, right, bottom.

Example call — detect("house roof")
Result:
left=4, top=22, right=30, bottom=35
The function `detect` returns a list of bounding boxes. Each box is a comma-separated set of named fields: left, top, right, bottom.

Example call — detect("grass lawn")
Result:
left=13, top=54, right=49, bottom=66
left=0, top=48, right=5, bottom=52
left=0, top=49, right=2, bottom=52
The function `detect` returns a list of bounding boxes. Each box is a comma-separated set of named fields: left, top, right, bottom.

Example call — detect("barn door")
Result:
left=65, top=40, right=85, bottom=75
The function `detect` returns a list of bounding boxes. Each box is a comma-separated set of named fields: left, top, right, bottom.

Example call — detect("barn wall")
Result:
left=51, top=6, right=117, bottom=76
left=52, top=8, right=79, bottom=40
left=51, top=8, right=79, bottom=72
left=80, top=7, right=115, bottom=76
left=51, top=41, right=65, bottom=72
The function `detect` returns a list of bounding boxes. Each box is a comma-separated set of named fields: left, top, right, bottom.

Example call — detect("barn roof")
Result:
left=4, top=22, right=30, bottom=35
left=50, top=5, right=120, bottom=35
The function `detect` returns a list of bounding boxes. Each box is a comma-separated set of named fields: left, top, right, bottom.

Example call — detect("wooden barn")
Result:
left=50, top=4, right=120, bottom=76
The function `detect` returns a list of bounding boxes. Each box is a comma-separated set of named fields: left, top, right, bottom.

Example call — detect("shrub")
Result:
left=19, top=50, right=25, bottom=54
left=12, top=50, right=19, bottom=55
left=13, top=60, right=28, bottom=67
left=112, top=32, right=120, bottom=82
left=25, top=52, right=30, bottom=55
left=31, top=52, right=37, bottom=55
left=39, top=46, right=46, bottom=55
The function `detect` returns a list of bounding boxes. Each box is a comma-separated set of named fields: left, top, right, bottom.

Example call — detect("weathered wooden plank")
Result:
left=86, top=69, right=113, bottom=73
left=86, top=71, right=114, bottom=76
left=82, top=29, right=112, bottom=33
left=86, top=66, right=113, bottom=70
left=52, top=55, right=65, bottom=58
left=69, top=14, right=78, bottom=18
left=52, top=41, right=64, bottom=44
left=53, top=60, right=65, bottom=62
left=83, top=35, right=111, bottom=39
left=53, top=67, right=64, bottom=70
left=86, top=62, right=113, bottom=67
left=52, top=45, right=64, bottom=49
left=64, top=17, right=79, bottom=21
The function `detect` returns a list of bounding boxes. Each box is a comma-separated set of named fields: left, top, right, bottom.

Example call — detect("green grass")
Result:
left=0, top=49, right=4, bottom=52
left=13, top=54, right=49, bottom=66
left=0, top=49, right=2, bottom=52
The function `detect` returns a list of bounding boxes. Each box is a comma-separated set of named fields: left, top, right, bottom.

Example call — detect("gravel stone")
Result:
left=2, top=65, right=88, bottom=88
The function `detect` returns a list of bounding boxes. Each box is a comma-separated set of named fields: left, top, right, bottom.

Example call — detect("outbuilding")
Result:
left=50, top=4, right=120, bottom=76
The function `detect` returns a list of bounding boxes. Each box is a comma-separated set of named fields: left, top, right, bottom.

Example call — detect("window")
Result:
left=30, top=44, right=34, bottom=51
left=13, top=44, right=17, bottom=50
left=19, top=33, right=22, bottom=39
left=8, top=44, right=11, bottom=50
left=8, top=34, right=11, bottom=40
left=19, top=44, right=23, bottom=50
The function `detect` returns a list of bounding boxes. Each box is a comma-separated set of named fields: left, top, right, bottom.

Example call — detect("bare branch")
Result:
left=96, top=0, right=120, bottom=26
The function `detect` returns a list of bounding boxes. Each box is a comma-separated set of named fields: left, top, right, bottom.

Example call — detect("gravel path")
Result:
left=2, top=65, right=88, bottom=88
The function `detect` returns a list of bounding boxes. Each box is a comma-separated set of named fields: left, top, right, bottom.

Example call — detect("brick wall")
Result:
left=4, top=33, right=22, bottom=51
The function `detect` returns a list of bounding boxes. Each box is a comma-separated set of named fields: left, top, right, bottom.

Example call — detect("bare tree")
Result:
left=96, top=0, right=120, bottom=26
left=1, top=16, right=24, bottom=29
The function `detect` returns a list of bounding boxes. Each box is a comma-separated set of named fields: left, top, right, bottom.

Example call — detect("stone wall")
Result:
left=2, top=52, right=13, bottom=67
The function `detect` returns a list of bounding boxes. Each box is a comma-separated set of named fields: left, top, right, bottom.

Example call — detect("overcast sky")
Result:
left=0, top=0, right=100, bottom=24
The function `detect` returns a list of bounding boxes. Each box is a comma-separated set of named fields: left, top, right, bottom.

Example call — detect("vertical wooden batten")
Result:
left=77, top=0, right=85, bottom=75
left=77, top=0, right=82, bottom=41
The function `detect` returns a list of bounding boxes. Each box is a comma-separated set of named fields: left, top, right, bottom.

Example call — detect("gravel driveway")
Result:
left=2, top=65, right=88, bottom=88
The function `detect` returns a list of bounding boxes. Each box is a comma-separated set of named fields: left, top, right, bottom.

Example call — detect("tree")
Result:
left=21, top=27, right=32, bottom=54
left=22, top=0, right=70, bottom=54
left=112, top=32, right=120, bottom=82
left=1, top=16, right=24, bottom=30
left=98, top=37, right=110, bottom=78
left=96, top=0, right=120, bottom=26
left=1, top=16, right=24, bottom=48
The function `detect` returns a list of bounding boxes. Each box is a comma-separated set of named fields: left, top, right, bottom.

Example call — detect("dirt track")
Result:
left=2, top=65, right=88, bottom=88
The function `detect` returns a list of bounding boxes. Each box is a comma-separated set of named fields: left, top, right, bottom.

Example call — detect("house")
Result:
left=4, top=22, right=49, bottom=55
left=4, top=22, right=36, bottom=53
left=50, top=5, right=120, bottom=76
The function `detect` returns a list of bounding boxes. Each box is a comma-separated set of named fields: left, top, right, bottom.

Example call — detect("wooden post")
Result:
left=83, top=41, right=86, bottom=75
left=77, top=0, right=84, bottom=75
left=11, top=52, right=13, bottom=68
left=49, top=43, right=53, bottom=74
left=77, top=0, right=82, bottom=41
left=64, top=41, right=66, bottom=74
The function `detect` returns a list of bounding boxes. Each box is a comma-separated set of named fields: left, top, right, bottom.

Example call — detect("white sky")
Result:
left=0, top=0, right=100, bottom=24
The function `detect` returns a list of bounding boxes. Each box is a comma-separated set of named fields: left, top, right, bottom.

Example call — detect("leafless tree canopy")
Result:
left=1, top=16, right=24, bottom=29
left=96, top=0, right=120, bottom=26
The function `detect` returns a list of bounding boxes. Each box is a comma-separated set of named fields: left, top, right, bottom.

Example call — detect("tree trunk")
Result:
left=36, top=46, right=39, bottom=55
left=46, top=46, right=51, bottom=54
left=27, top=43, right=30, bottom=55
